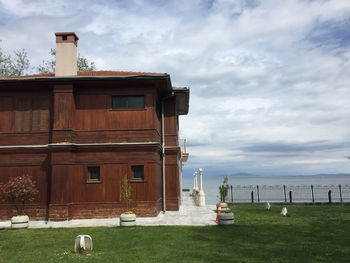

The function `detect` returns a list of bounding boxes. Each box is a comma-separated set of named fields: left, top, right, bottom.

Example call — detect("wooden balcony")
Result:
left=180, top=138, right=189, bottom=162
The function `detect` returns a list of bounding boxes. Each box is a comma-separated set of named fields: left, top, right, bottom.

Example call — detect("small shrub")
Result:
left=0, top=175, right=39, bottom=215
left=219, top=176, right=229, bottom=202
left=121, top=175, right=132, bottom=212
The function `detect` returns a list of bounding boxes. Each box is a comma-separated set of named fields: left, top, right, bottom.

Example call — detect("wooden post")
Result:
left=339, top=184, right=343, bottom=203
left=257, top=185, right=260, bottom=202
left=328, top=190, right=332, bottom=204
left=251, top=191, right=254, bottom=203
left=283, top=184, right=287, bottom=202
left=289, top=191, right=292, bottom=203
left=311, top=184, right=315, bottom=203
left=230, top=185, right=233, bottom=203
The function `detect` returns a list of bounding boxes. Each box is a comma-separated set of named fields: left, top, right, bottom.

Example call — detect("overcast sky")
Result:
left=1, top=0, right=350, bottom=177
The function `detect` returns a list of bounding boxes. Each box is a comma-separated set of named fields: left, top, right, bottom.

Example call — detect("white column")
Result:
left=198, top=168, right=206, bottom=206
left=192, top=171, right=197, bottom=197
left=194, top=171, right=198, bottom=190
left=193, top=172, right=197, bottom=190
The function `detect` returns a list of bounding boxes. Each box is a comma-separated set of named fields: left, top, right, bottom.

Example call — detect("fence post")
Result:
left=257, top=185, right=260, bottom=202
left=328, top=190, right=332, bottom=204
left=311, top=184, right=315, bottom=203
left=289, top=191, right=292, bottom=203
left=339, top=184, right=343, bottom=203
left=251, top=191, right=254, bottom=203
left=283, top=185, right=287, bottom=202
left=231, top=185, right=233, bottom=203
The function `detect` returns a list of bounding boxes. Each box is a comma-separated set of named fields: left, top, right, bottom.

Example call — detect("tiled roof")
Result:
left=77, top=71, right=166, bottom=76
left=0, top=73, right=54, bottom=79
left=0, top=71, right=167, bottom=79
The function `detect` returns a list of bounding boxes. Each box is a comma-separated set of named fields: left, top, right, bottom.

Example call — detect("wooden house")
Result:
left=0, top=32, right=189, bottom=221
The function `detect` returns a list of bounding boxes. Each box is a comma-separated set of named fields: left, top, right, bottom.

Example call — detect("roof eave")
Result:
left=0, top=74, right=170, bottom=82
left=174, top=87, right=190, bottom=115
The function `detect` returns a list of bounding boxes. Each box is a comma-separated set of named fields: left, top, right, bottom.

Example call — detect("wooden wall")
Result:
left=163, top=98, right=181, bottom=210
left=0, top=79, right=182, bottom=220
left=0, top=88, right=51, bottom=146
left=0, top=151, right=49, bottom=220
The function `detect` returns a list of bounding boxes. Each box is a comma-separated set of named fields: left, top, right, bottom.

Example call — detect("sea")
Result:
left=181, top=175, right=350, bottom=205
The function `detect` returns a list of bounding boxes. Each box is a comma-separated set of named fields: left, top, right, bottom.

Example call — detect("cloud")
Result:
left=1, top=0, right=350, bottom=176
left=241, top=140, right=350, bottom=154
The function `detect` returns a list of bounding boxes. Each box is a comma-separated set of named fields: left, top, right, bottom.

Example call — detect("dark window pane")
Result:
left=112, top=96, right=144, bottom=109
left=132, top=166, right=144, bottom=180
left=88, top=167, right=100, bottom=180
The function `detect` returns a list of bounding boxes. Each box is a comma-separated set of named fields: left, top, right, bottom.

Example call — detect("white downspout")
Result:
left=161, top=99, right=166, bottom=212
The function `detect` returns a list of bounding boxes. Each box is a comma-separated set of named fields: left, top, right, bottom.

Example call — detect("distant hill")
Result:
left=196, top=173, right=350, bottom=178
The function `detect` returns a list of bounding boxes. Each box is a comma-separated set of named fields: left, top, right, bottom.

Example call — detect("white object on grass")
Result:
left=266, top=202, right=271, bottom=211
left=281, top=207, right=287, bottom=216
left=74, top=235, right=93, bottom=252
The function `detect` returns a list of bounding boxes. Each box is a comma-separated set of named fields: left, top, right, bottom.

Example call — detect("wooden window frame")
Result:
left=130, top=165, right=144, bottom=181
left=86, top=166, right=101, bottom=184
left=111, top=95, right=145, bottom=110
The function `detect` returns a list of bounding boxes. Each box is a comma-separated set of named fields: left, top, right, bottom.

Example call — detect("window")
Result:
left=112, top=96, right=144, bottom=109
left=88, top=167, right=100, bottom=181
left=132, top=166, right=144, bottom=180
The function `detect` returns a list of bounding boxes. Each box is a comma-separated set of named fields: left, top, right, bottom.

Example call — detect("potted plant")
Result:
left=119, top=175, right=136, bottom=227
left=218, top=176, right=229, bottom=211
left=218, top=208, right=235, bottom=225
left=0, top=174, right=39, bottom=229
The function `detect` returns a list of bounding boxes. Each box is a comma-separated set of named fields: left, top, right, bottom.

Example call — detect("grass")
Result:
left=0, top=205, right=350, bottom=262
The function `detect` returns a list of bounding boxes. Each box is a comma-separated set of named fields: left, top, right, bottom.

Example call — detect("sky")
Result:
left=0, top=0, right=350, bottom=177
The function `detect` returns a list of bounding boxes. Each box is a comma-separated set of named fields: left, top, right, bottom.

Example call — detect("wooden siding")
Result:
left=0, top=79, right=183, bottom=220
left=74, top=90, right=156, bottom=131
left=0, top=90, right=51, bottom=145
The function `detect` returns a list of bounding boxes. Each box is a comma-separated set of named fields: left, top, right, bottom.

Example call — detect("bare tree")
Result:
left=37, top=49, right=96, bottom=74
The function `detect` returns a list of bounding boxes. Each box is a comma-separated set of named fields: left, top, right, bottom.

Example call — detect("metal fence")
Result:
left=229, top=184, right=350, bottom=203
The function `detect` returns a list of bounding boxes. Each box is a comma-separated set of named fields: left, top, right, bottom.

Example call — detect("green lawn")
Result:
left=1, top=205, right=350, bottom=263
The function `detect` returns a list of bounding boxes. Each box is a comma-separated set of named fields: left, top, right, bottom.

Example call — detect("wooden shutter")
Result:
left=15, top=98, right=25, bottom=131
left=0, top=96, right=13, bottom=132
left=22, top=99, right=31, bottom=132
left=40, top=98, right=49, bottom=131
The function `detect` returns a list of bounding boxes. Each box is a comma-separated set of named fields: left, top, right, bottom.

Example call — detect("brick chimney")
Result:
left=55, top=32, right=79, bottom=76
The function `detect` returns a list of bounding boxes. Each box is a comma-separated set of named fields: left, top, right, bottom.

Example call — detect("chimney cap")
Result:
left=55, top=32, right=79, bottom=46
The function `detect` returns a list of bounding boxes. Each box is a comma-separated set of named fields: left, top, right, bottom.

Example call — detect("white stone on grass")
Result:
left=281, top=207, right=287, bottom=216
left=74, top=235, right=93, bottom=253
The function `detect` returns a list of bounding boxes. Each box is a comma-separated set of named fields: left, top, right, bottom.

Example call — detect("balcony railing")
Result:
left=179, top=138, right=189, bottom=162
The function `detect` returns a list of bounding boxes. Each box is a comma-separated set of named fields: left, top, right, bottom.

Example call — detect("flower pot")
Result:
left=11, top=215, right=29, bottom=229
left=120, top=213, right=136, bottom=227
left=218, top=212, right=234, bottom=225
left=217, top=202, right=229, bottom=211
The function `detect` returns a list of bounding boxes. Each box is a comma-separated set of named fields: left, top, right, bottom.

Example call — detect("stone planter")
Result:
left=218, top=212, right=234, bottom=225
left=120, top=213, right=136, bottom=227
left=11, top=215, right=29, bottom=229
